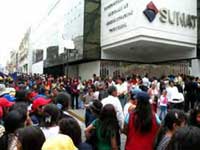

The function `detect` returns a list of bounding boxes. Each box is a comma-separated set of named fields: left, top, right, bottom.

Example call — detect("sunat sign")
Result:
left=143, top=1, right=198, bottom=29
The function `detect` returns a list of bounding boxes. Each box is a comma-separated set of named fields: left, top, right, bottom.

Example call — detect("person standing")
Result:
left=85, top=104, right=119, bottom=150
left=101, top=86, right=124, bottom=148
left=71, top=79, right=80, bottom=109
left=189, top=104, right=200, bottom=128
left=124, top=91, right=159, bottom=150
left=154, top=109, right=186, bottom=150
left=123, top=88, right=141, bottom=117
left=148, top=82, right=160, bottom=113
left=159, top=90, right=168, bottom=120
left=184, top=76, right=198, bottom=112
left=142, top=73, right=150, bottom=91
left=101, top=86, right=124, bottom=130
left=116, top=77, right=128, bottom=108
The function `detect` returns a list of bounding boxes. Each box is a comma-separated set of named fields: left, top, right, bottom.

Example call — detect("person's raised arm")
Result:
left=111, top=136, right=118, bottom=150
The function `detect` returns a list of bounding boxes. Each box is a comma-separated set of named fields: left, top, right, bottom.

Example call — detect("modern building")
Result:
left=30, top=0, right=100, bottom=79
left=101, top=0, right=198, bottom=77
left=29, top=0, right=199, bottom=79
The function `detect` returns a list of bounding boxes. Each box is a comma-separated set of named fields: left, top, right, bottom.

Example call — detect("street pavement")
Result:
left=68, top=109, right=126, bottom=150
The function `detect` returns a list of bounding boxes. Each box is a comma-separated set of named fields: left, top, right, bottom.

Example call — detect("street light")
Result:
left=64, top=40, right=75, bottom=78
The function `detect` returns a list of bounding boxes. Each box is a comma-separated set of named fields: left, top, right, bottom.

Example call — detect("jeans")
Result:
left=118, top=95, right=127, bottom=108
left=71, top=94, right=79, bottom=109
left=159, top=105, right=167, bottom=120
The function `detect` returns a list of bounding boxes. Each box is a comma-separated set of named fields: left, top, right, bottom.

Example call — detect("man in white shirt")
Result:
left=101, top=86, right=124, bottom=130
left=115, top=78, right=128, bottom=108
left=142, top=74, right=150, bottom=88
left=107, top=76, right=116, bottom=87
left=166, top=81, right=184, bottom=109
left=166, top=81, right=179, bottom=102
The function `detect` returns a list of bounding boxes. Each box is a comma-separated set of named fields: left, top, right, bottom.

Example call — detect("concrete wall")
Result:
left=32, top=61, right=44, bottom=74
left=67, top=65, right=79, bottom=78
left=79, top=61, right=100, bottom=80
left=191, top=59, right=200, bottom=77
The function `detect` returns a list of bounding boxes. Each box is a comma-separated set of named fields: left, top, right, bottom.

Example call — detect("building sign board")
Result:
left=143, top=1, right=198, bottom=29
left=101, top=0, right=197, bottom=48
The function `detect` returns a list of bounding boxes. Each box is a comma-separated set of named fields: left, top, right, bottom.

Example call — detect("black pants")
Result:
left=184, top=93, right=196, bottom=112
left=71, top=94, right=79, bottom=109
left=170, top=102, right=184, bottom=110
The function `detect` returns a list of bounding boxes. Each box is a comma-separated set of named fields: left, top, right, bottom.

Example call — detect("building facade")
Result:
left=29, top=0, right=198, bottom=79
left=7, top=50, right=18, bottom=73
left=101, top=0, right=198, bottom=77
left=29, top=0, right=100, bottom=79
left=18, top=29, right=31, bottom=73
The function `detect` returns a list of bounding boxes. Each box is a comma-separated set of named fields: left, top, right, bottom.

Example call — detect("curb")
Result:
left=67, top=110, right=85, bottom=123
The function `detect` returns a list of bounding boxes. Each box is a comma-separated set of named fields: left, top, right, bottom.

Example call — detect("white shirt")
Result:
left=108, top=81, right=116, bottom=87
left=101, top=95, right=124, bottom=129
left=93, top=91, right=99, bottom=100
left=166, top=86, right=179, bottom=102
left=41, top=126, right=59, bottom=139
left=142, top=77, right=150, bottom=87
left=123, top=102, right=132, bottom=117
left=116, top=82, right=128, bottom=95
left=170, top=92, right=184, bottom=104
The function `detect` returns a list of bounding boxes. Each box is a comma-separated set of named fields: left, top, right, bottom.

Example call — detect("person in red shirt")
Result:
left=70, top=79, right=80, bottom=109
left=124, top=91, right=160, bottom=150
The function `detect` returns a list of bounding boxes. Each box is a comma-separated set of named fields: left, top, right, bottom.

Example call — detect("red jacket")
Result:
left=125, top=112, right=159, bottom=150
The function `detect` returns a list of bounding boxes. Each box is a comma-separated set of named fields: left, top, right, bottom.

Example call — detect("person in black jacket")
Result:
left=184, top=76, right=198, bottom=112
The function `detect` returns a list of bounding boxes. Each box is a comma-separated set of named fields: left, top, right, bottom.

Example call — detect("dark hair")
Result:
left=154, top=109, right=187, bottom=149
left=130, top=92, right=136, bottom=100
left=99, top=104, right=119, bottom=139
left=169, top=81, right=174, bottom=86
left=59, top=117, right=81, bottom=147
left=134, top=96, right=152, bottom=133
left=166, top=126, right=200, bottom=150
left=0, top=110, right=26, bottom=150
left=89, top=100, right=103, bottom=116
left=120, top=77, right=125, bottom=82
left=39, top=87, right=45, bottom=95
left=89, top=85, right=96, bottom=92
left=15, top=90, right=28, bottom=102
left=189, top=104, right=200, bottom=128
left=4, top=110, right=26, bottom=133
left=17, top=126, right=45, bottom=150
left=42, top=104, right=60, bottom=127
left=55, top=92, right=71, bottom=110
left=107, top=86, right=117, bottom=95
left=9, top=102, right=28, bottom=123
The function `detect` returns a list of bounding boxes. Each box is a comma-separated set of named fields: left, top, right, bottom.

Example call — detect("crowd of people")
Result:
left=0, top=73, right=200, bottom=150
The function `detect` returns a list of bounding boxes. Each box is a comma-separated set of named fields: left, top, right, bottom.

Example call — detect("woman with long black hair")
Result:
left=85, top=104, right=119, bottom=150
left=124, top=91, right=160, bottom=150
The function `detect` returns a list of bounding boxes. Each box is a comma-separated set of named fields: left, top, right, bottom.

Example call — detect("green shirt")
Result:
left=92, top=119, right=116, bottom=150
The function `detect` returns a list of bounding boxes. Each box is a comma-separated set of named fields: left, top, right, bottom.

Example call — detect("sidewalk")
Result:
left=68, top=109, right=85, bottom=122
